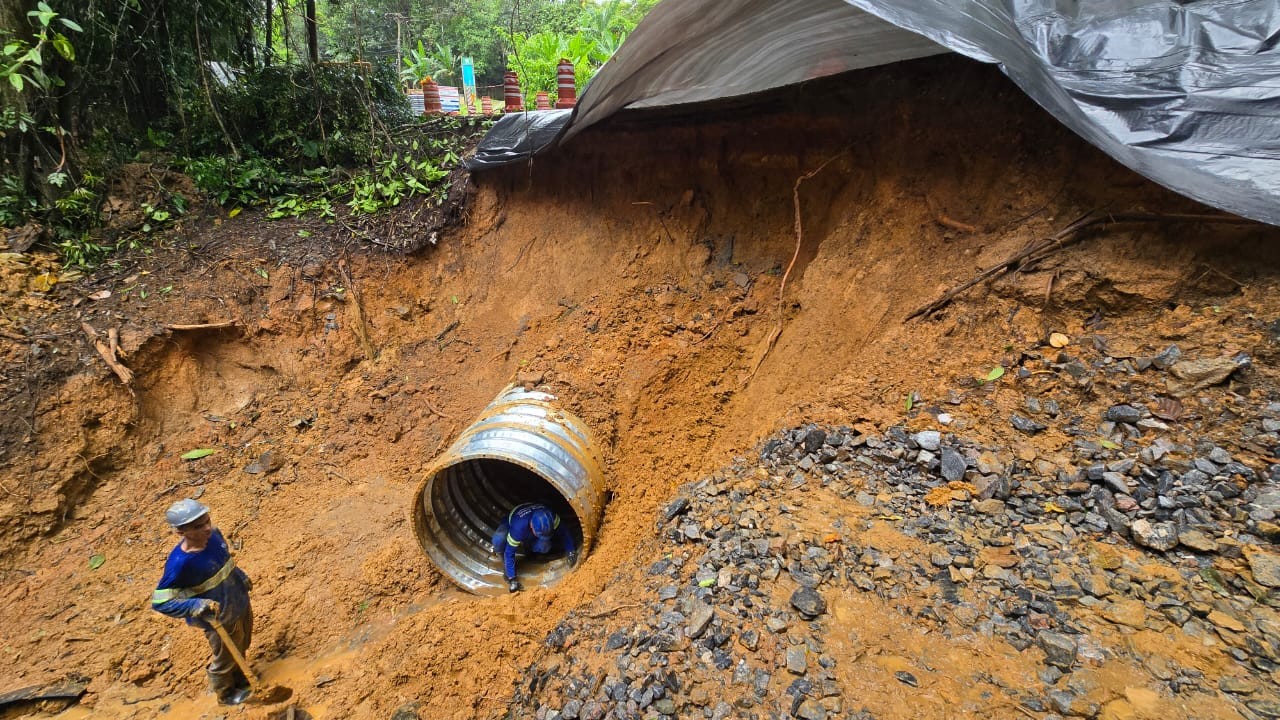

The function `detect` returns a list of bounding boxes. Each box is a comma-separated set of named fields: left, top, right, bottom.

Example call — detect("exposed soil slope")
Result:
left=1, top=57, right=1278, bottom=719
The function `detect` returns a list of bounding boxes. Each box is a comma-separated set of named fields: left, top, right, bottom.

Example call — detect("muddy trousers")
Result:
left=202, top=608, right=253, bottom=697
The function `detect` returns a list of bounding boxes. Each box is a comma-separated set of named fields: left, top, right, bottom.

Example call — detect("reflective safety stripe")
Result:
left=151, top=557, right=236, bottom=605
left=508, top=503, right=533, bottom=524
left=506, top=533, right=521, bottom=547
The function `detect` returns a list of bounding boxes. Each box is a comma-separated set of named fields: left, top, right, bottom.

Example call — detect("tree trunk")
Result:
left=264, top=0, right=274, bottom=66
left=305, top=0, right=317, bottom=63
left=1, top=0, right=35, bottom=210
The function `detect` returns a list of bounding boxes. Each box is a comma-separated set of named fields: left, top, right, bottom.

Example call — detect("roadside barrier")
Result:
left=420, top=78, right=442, bottom=115
left=555, top=59, right=577, bottom=108
left=504, top=71, right=524, bottom=112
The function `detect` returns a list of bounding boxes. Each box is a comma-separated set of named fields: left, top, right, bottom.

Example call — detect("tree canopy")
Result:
left=0, top=0, right=658, bottom=264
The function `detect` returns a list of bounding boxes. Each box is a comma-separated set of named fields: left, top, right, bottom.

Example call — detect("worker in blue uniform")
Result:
left=492, top=502, right=579, bottom=592
left=150, top=499, right=255, bottom=705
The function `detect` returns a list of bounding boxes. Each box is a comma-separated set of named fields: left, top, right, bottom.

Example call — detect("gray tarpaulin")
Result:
left=467, top=0, right=1280, bottom=227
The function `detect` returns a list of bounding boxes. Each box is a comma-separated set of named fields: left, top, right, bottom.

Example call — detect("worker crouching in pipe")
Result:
left=413, top=385, right=606, bottom=595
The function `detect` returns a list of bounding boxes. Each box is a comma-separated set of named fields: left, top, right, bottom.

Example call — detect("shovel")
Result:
left=209, top=618, right=293, bottom=705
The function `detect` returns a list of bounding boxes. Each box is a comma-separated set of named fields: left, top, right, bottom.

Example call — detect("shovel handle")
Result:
left=209, top=617, right=260, bottom=692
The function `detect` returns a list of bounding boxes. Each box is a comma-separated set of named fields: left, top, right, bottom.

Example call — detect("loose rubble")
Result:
left=505, top=342, right=1279, bottom=719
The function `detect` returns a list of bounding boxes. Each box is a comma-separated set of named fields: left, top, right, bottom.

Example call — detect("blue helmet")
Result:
left=530, top=508, right=555, bottom=538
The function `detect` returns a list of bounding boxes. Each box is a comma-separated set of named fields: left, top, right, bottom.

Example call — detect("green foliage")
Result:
left=182, top=63, right=411, bottom=168
left=182, top=156, right=287, bottom=208
left=399, top=40, right=459, bottom=86
left=268, top=194, right=333, bottom=219
left=1, top=2, right=82, bottom=92
left=343, top=148, right=450, bottom=215
left=0, top=174, right=36, bottom=227
left=505, top=0, right=657, bottom=102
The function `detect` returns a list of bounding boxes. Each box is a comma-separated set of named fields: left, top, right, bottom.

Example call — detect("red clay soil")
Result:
left=1, top=57, right=1279, bottom=719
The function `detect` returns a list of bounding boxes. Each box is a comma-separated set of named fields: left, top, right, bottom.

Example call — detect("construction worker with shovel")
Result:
left=150, top=499, right=255, bottom=705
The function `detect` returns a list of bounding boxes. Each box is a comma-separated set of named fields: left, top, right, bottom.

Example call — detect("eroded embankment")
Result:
left=2, top=56, right=1279, bottom=720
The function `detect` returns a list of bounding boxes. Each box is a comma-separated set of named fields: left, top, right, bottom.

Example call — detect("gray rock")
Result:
left=391, top=702, right=421, bottom=720
left=739, top=629, right=759, bottom=651
left=686, top=604, right=714, bottom=639
left=786, top=646, right=808, bottom=675
left=803, top=428, right=827, bottom=453
left=242, top=450, right=283, bottom=475
left=1219, top=676, right=1258, bottom=695
left=790, top=587, right=827, bottom=618
left=1167, top=356, right=1246, bottom=396
left=1037, top=631, right=1078, bottom=670
left=1011, top=414, right=1048, bottom=435
left=974, top=498, right=1006, bottom=515
left=914, top=431, right=941, bottom=452
left=662, top=497, right=690, bottom=523
left=1105, top=405, right=1144, bottom=424
left=974, top=474, right=1011, bottom=500
left=795, top=700, right=827, bottom=720
left=1246, top=699, right=1280, bottom=719
left=1254, top=486, right=1280, bottom=513
left=579, top=701, right=605, bottom=720
left=1177, top=529, right=1219, bottom=553
left=1152, top=345, right=1182, bottom=370
left=1131, top=519, right=1179, bottom=551
left=1102, top=472, right=1131, bottom=495
left=1246, top=549, right=1280, bottom=587
left=941, top=447, right=967, bottom=482
left=1208, top=447, right=1233, bottom=465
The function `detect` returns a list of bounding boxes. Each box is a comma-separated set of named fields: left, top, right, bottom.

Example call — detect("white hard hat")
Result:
left=165, top=498, right=210, bottom=528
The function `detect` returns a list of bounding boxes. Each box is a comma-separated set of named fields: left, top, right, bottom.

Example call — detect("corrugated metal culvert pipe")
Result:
left=412, top=385, right=606, bottom=595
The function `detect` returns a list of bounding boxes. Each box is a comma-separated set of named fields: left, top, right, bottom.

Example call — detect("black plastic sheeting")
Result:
left=467, top=0, right=1280, bottom=227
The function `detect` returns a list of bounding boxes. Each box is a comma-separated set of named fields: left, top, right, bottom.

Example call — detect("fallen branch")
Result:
left=586, top=603, right=642, bottom=619
left=936, top=214, right=978, bottom=234
left=164, top=320, right=237, bottom=331
left=81, top=322, right=134, bottom=388
left=423, top=400, right=455, bottom=420
left=906, top=212, right=1256, bottom=321
left=338, top=261, right=377, bottom=361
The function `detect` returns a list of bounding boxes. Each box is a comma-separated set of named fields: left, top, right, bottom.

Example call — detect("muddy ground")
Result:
left=1, top=57, right=1279, bottom=719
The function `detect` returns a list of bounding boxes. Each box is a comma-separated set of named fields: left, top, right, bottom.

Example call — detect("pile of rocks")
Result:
left=505, top=344, right=1280, bottom=719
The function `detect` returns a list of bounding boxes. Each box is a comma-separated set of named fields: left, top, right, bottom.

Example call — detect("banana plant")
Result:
left=400, top=40, right=459, bottom=86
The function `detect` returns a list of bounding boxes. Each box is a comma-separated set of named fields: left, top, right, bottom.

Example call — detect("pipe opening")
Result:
left=436, top=458, right=583, bottom=568
left=412, top=386, right=605, bottom=595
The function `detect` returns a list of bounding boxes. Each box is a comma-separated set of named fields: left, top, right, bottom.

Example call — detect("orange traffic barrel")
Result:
left=503, top=71, right=524, bottom=112
left=420, top=78, right=442, bottom=114
left=535, top=91, right=551, bottom=111
left=555, top=59, right=576, bottom=108
left=481, top=96, right=493, bottom=115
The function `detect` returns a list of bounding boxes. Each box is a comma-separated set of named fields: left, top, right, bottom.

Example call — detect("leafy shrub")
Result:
left=182, top=156, right=287, bottom=207
left=181, top=62, right=411, bottom=169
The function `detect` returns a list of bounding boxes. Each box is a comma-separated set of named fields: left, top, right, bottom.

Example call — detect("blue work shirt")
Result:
left=151, top=528, right=251, bottom=630
left=495, top=504, right=576, bottom=580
